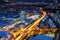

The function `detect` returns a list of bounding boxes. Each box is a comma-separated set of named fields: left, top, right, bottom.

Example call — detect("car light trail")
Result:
left=9, top=8, right=57, bottom=40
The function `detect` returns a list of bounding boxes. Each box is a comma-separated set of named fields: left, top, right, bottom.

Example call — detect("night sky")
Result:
left=10, top=0, right=53, bottom=2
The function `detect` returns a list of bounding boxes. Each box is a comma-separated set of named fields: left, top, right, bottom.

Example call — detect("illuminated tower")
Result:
left=20, top=11, right=26, bottom=23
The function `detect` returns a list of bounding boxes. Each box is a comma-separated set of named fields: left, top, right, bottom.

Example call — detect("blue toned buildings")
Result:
left=29, top=34, right=53, bottom=40
left=0, top=31, right=10, bottom=38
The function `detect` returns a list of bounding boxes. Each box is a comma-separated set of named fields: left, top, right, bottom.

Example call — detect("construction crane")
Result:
left=9, top=8, right=57, bottom=40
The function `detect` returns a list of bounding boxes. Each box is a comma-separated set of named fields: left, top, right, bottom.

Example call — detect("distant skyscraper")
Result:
left=20, top=11, right=26, bottom=23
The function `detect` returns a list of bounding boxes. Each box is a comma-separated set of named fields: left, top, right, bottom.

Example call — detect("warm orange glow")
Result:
left=9, top=8, right=57, bottom=40
left=10, top=27, right=57, bottom=40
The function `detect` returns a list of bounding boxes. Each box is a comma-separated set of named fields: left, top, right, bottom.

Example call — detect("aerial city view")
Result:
left=0, top=0, right=60, bottom=40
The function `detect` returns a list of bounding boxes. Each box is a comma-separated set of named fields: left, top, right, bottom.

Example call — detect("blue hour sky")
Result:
left=9, top=0, right=54, bottom=2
